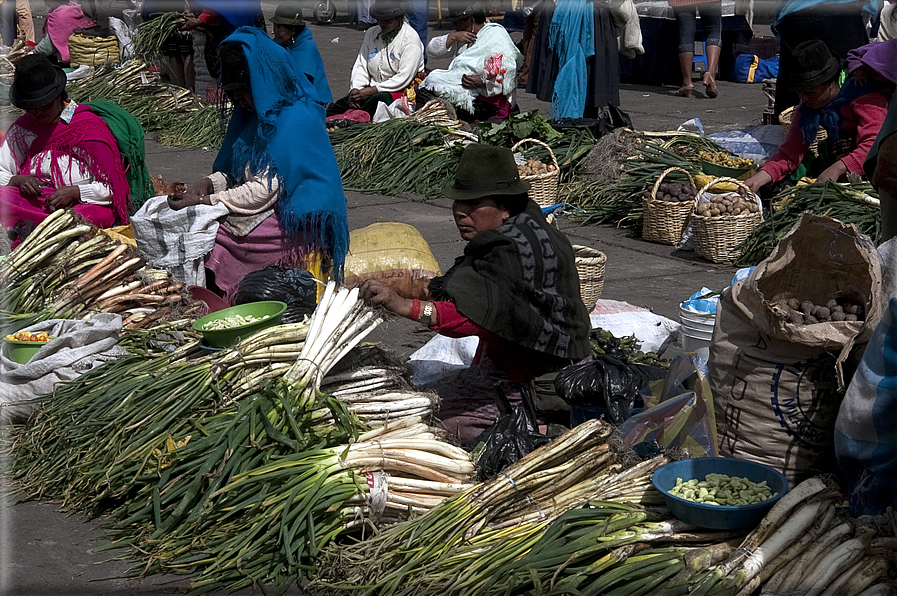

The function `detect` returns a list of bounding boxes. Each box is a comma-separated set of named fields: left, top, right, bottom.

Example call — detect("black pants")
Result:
left=327, top=91, right=395, bottom=118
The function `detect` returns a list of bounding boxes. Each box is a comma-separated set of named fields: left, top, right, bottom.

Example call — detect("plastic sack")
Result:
left=617, top=354, right=718, bottom=458
left=234, top=266, right=318, bottom=324
left=344, top=222, right=441, bottom=300
left=554, top=355, right=666, bottom=424
left=588, top=301, right=679, bottom=354
left=709, top=125, right=786, bottom=163
left=408, top=334, right=480, bottom=386
left=469, top=407, right=550, bottom=481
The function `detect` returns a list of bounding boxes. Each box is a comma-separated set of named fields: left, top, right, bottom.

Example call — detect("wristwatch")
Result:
left=419, top=301, right=434, bottom=325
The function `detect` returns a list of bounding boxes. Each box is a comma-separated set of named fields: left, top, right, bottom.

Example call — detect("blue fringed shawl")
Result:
left=549, top=0, right=594, bottom=119
left=214, top=27, right=349, bottom=279
left=798, top=78, right=871, bottom=146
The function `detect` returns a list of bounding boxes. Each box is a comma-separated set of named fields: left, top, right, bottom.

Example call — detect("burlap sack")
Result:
left=344, top=222, right=441, bottom=300
left=709, top=213, right=882, bottom=484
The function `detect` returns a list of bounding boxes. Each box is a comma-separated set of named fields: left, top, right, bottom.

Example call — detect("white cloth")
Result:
left=349, top=21, right=425, bottom=93
left=0, top=314, right=125, bottom=424
left=0, top=122, right=112, bottom=205
left=607, top=0, right=644, bottom=59
left=131, top=195, right=229, bottom=286
left=877, top=3, right=897, bottom=41
left=425, top=23, right=513, bottom=101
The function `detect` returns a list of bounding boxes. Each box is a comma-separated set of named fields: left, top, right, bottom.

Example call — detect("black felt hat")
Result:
left=370, top=0, right=406, bottom=20
left=270, top=3, right=305, bottom=26
left=444, top=144, right=530, bottom=201
left=447, top=1, right=486, bottom=21
left=9, top=54, right=67, bottom=110
left=791, top=39, right=842, bottom=92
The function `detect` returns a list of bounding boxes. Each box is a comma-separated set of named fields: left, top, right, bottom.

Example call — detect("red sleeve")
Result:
left=429, top=301, right=492, bottom=339
left=839, top=92, right=890, bottom=175
left=199, top=10, right=219, bottom=25
left=760, top=108, right=811, bottom=183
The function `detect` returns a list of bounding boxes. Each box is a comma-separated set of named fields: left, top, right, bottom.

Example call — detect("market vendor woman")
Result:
left=360, top=145, right=591, bottom=434
left=0, top=54, right=130, bottom=231
left=745, top=40, right=890, bottom=194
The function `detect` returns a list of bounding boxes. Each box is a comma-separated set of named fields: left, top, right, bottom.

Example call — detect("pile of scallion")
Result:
left=0, top=209, right=197, bottom=334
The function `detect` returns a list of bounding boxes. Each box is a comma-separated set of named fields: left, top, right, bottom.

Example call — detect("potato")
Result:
left=800, top=301, right=815, bottom=314
left=814, top=306, right=830, bottom=320
left=832, top=311, right=846, bottom=322
left=826, top=299, right=838, bottom=309
left=787, top=298, right=801, bottom=310
left=805, top=315, right=819, bottom=324
left=845, top=314, right=858, bottom=322
left=788, top=310, right=805, bottom=325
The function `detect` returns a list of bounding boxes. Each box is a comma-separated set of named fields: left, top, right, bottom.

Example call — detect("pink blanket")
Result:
left=0, top=186, right=115, bottom=230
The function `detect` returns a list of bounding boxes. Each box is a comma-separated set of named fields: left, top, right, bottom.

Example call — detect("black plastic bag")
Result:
left=554, top=355, right=666, bottom=424
left=234, top=266, right=318, bottom=324
left=551, top=105, right=633, bottom=139
left=469, top=408, right=551, bottom=481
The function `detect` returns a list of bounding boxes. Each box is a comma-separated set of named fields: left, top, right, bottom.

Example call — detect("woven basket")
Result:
left=512, top=138, right=560, bottom=208
left=642, top=166, right=697, bottom=246
left=573, top=245, right=606, bottom=307
left=68, top=33, right=120, bottom=68
left=779, top=105, right=827, bottom=156
left=690, top=177, right=762, bottom=264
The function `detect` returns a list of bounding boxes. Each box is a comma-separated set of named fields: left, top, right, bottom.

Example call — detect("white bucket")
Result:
left=679, top=305, right=717, bottom=363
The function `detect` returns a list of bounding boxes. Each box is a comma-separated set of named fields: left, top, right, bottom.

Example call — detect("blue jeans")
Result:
left=673, top=1, right=722, bottom=54
left=0, top=1, right=15, bottom=46
left=406, top=0, right=429, bottom=63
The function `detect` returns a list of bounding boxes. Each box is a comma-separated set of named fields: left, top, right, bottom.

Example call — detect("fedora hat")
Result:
left=10, top=54, right=67, bottom=110
left=370, top=0, right=406, bottom=20
left=444, top=144, right=530, bottom=201
left=791, top=39, right=842, bottom=92
left=447, top=1, right=486, bottom=21
left=270, top=3, right=305, bottom=26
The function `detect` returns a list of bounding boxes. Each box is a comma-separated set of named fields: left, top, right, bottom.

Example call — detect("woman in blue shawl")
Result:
left=168, top=27, right=348, bottom=302
left=270, top=3, right=333, bottom=103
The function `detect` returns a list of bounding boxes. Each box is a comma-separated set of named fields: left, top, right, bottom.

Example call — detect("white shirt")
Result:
left=349, top=21, right=425, bottom=93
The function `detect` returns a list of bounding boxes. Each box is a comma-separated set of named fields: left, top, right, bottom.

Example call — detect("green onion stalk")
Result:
left=133, top=12, right=190, bottom=63
left=733, top=181, right=880, bottom=267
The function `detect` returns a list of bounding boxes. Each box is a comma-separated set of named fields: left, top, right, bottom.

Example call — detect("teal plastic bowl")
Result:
left=652, top=457, right=789, bottom=530
left=192, top=301, right=287, bottom=348
left=701, top=158, right=751, bottom=179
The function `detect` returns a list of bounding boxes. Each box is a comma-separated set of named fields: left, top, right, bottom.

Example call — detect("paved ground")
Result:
left=1, top=7, right=773, bottom=595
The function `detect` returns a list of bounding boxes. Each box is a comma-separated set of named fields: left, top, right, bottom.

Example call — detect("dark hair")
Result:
left=493, top=193, right=529, bottom=216
left=472, top=12, right=486, bottom=23
left=219, top=43, right=250, bottom=92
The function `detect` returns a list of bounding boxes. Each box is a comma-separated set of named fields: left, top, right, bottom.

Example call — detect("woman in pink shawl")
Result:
left=0, top=55, right=130, bottom=232
left=33, top=0, right=95, bottom=66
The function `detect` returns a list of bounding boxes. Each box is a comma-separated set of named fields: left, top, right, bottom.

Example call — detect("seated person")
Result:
left=745, top=40, right=890, bottom=194
left=166, top=27, right=348, bottom=303
left=0, top=54, right=130, bottom=231
left=360, top=144, right=591, bottom=438
left=270, top=2, right=332, bottom=103
left=326, top=0, right=425, bottom=118
left=417, top=2, right=522, bottom=122
left=33, top=0, right=95, bottom=66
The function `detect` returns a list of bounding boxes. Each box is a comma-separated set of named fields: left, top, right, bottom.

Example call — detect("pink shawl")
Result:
left=44, top=2, right=95, bottom=64
left=6, top=104, right=130, bottom=224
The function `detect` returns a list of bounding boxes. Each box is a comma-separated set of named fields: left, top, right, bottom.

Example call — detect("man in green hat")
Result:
left=270, top=2, right=332, bottom=103
left=360, top=144, right=590, bottom=438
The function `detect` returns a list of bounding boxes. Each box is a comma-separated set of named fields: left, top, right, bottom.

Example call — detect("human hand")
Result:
left=461, top=74, right=484, bottom=89
left=45, top=185, right=81, bottom=210
left=357, top=279, right=411, bottom=316
left=448, top=30, right=477, bottom=46
left=180, top=16, right=203, bottom=30
left=744, top=171, right=772, bottom=194
left=167, top=192, right=204, bottom=210
left=817, top=160, right=848, bottom=183
left=190, top=177, right=214, bottom=196
left=9, top=174, right=42, bottom=197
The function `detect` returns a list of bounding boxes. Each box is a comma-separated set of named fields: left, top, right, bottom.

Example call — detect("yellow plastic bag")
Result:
left=100, top=224, right=136, bottom=247
left=344, top=222, right=441, bottom=300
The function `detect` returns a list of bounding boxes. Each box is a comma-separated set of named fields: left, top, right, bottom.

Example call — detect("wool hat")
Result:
left=447, top=1, right=486, bottom=21
left=791, top=39, right=842, bottom=92
left=370, top=0, right=406, bottom=21
left=9, top=54, right=67, bottom=110
left=270, top=3, right=305, bottom=26
left=444, top=144, right=530, bottom=201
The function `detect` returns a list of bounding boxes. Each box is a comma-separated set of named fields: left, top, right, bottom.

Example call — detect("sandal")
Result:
left=675, top=85, right=694, bottom=98
left=704, top=75, right=718, bottom=99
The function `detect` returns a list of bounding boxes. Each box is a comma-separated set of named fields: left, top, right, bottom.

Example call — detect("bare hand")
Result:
left=448, top=31, right=477, bottom=46
left=461, top=74, right=484, bottom=89
left=190, top=177, right=214, bottom=196
left=348, top=86, right=377, bottom=107
left=180, top=16, right=203, bottom=30
left=817, top=160, right=848, bottom=183
left=9, top=174, right=42, bottom=197
left=744, top=171, right=772, bottom=194
left=46, top=185, right=81, bottom=210
left=167, top=192, right=204, bottom=210
left=357, top=279, right=411, bottom=316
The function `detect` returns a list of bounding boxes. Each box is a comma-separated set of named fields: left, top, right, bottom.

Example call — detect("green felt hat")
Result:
left=444, top=144, right=530, bottom=201
left=270, top=3, right=305, bottom=26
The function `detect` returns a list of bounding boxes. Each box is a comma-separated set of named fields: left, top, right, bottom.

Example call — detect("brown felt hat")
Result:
left=791, top=39, right=842, bottom=92
left=447, top=1, right=486, bottom=21
left=444, top=144, right=530, bottom=201
left=370, top=0, right=406, bottom=21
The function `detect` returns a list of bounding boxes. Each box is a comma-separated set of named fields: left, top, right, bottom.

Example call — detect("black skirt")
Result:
left=525, top=0, right=620, bottom=111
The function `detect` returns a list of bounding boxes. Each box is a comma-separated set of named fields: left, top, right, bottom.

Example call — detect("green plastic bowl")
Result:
left=192, top=301, right=287, bottom=348
left=4, top=337, right=54, bottom=364
left=701, top=158, right=751, bottom=179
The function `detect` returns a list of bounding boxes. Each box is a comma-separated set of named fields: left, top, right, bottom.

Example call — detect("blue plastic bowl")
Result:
left=652, top=457, right=789, bottom=530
